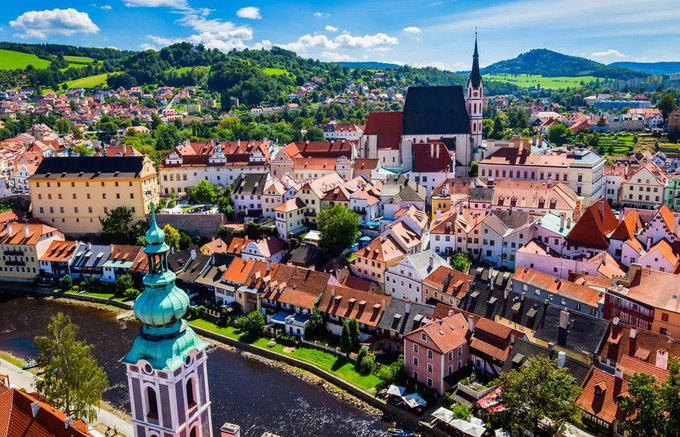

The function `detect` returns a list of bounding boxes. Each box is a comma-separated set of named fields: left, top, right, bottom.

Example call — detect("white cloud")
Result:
left=140, top=43, right=156, bottom=50
left=335, top=33, right=398, bottom=49
left=403, top=26, right=421, bottom=33
left=10, top=8, right=99, bottom=39
left=414, top=61, right=452, bottom=71
left=278, top=34, right=338, bottom=52
left=314, top=12, right=330, bottom=17
left=591, top=49, right=626, bottom=58
left=320, top=51, right=356, bottom=62
left=325, top=25, right=339, bottom=33
left=98, top=5, right=112, bottom=10
left=373, top=47, right=393, bottom=52
left=124, top=0, right=189, bottom=8
left=236, top=7, right=261, bottom=20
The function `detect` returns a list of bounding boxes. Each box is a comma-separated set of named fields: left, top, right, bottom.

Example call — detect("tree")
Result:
left=317, top=204, right=359, bottom=256
left=59, top=274, right=72, bottom=290
left=304, top=306, right=326, bottom=340
left=620, top=357, right=680, bottom=436
left=235, top=311, right=265, bottom=337
left=72, top=144, right=93, bottom=157
left=186, top=179, right=218, bottom=204
left=658, top=94, right=678, bottom=120
left=469, top=161, right=478, bottom=177
left=100, top=206, right=133, bottom=244
left=115, top=274, right=133, bottom=296
left=34, top=313, right=109, bottom=423
left=347, top=318, right=361, bottom=352
left=163, top=224, right=180, bottom=250
left=494, top=355, right=582, bottom=433
left=179, top=231, right=193, bottom=250
left=451, top=250, right=471, bottom=273
left=452, top=403, right=472, bottom=420
left=220, top=89, right=232, bottom=112
left=548, top=123, right=572, bottom=147
left=340, top=320, right=352, bottom=354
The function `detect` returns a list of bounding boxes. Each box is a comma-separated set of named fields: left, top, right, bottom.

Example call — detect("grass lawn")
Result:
left=263, top=67, right=293, bottom=78
left=190, top=318, right=381, bottom=391
left=181, top=205, right=202, bottom=213
left=0, top=352, right=25, bottom=368
left=61, top=73, right=109, bottom=89
left=63, top=55, right=95, bottom=63
left=64, top=289, right=128, bottom=301
left=0, top=49, right=51, bottom=70
left=484, top=73, right=603, bottom=90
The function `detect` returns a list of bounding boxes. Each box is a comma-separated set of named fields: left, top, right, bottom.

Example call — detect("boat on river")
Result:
left=21, top=360, right=38, bottom=370
left=387, top=429, right=416, bottom=437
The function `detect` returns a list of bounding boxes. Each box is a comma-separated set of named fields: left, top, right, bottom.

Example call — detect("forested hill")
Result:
left=0, top=41, right=519, bottom=107
left=479, top=49, right=645, bottom=79
left=610, top=61, right=680, bottom=75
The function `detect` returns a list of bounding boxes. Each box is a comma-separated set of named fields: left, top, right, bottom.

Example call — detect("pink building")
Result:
left=404, top=312, right=470, bottom=394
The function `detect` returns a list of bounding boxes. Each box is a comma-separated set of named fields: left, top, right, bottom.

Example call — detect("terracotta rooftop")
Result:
left=407, top=312, right=469, bottom=354
left=514, top=267, right=603, bottom=308
left=577, top=367, right=627, bottom=425
left=39, top=240, right=76, bottom=262
left=423, top=265, right=473, bottom=299
left=318, top=285, right=390, bottom=327
left=566, top=199, right=618, bottom=250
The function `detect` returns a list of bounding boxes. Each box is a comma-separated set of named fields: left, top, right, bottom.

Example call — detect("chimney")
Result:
left=191, top=249, right=197, bottom=260
left=548, top=342, right=555, bottom=351
left=468, top=314, right=475, bottom=333
left=430, top=143, right=434, bottom=158
left=615, top=366, right=623, bottom=380
left=31, top=401, right=40, bottom=418
left=6, top=225, right=11, bottom=236
left=24, top=226, right=29, bottom=237
left=559, top=308, right=570, bottom=330
left=429, top=256, right=434, bottom=270
left=436, top=143, right=440, bottom=159
left=266, top=260, right=271, bottom=270
left=87, top=242, right=92, bottom=251
left=560, top=215, right=565, bottom=230
left=513, top=135, right=521, bottom=149
left=646, top=236, right=652, bottom=252
left=675, top=217, right=679, bottom=237
left=382, top=299, right=387, bottom=311
left=404, top=299, right=412, bottom=314
left=566, top=217, right=572, bottom=228
left=656, top=349, right=669, bottom=370
left=557, top=351, right=566, bottom=368
left=220, top=423, right=241, bottom=437
left=612, top=317, right=619, bottom=326
left=448, top=309, right=454, bottom=317
left=436, top=209, right=442, bottom=221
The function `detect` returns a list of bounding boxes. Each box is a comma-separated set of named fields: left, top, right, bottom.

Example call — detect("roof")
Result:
left=619, top=266, right=680, bottom=314
left=103, top=244, right=142, bottom=269
left=638, top=238, right=680, bottom=266
left=195, top=254, right=236, bottom=288
left=407, top=312, right=470, bottom=354
left=566, top=199, right=618, bottom=250
left=380, top=174, right=426, bottom=204
left=492, top=180, right=579, bottom=212
left=318, top=285, right=390, bottom=327
left=202, top=238, right=228, bottom=254
left=394, top=250, right=449, bottom=282
left=357, top=235, right=406, bottom=263
left=597, top=319, right=680, bottom=365
left=610, top=209, right=642, bottom=241
left=483, top=210, right=535, bottom=237
left=502, top=339, right=591, bottom=385
left=283, top=140, right=355, bottom=159
left=469, top=36, right=482, bottom=89
left=363, top=112, right=402, bottom=150
left=176, top=253, right=211, bottom=283
left=249, top=236, right=287, bottom=257
left=402, top=86, right=470, bottom=135
left=577, top=367, right=627, bottom=425
left=378, top=298, right=435, bottom=335
left=261, top=267, right=330, bottom=310
left=513, top=267, right=603, bottom=308
left=30, top=156, right=146, bottom=180
left=38, top=240, right=76, bottom=262
left=222, top=257, right=255, bottom=284
left=0, top=385, right=93, bottom=437
left=618, top=354, right=669, bottom=381
left=274, top=197, right=306, bottom=212
left=412, top=143, right=453, bottom=173
left=423, top=265, right=474, bottom=299
left=227, top=237, right=253, bottom=255
left=284, top=244, right=332, bottom=270
left=71, top=244, right=111, bottom=269
left=232, top=173, right=269, bottom=197
left=0, top=223, right=59, bottom=246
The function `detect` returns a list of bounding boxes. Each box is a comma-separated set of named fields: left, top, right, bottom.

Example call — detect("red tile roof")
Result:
left=577, top=367, right=627, bottom=425
left=423, top=265, right=473, bottom=299
left=363, top=111, right=402, bottom=150
left=566, top=199, right=618, bottom=250
left=412, top=143, right=453, bottom=173
left=407, top=313, right=469, bottom=354
left=227, top=237, right=254, bottom=255
left=514, top=267, right=603, bottom=307
left=39, top=240, right=76, bottom=262
left=318, top=285, right=390, bottom=327
left=597, top=320, right=680, bottom=365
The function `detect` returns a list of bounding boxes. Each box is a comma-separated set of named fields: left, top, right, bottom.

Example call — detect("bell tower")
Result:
left=467, top=31, right=483, bottom=160
left=123, top=206, right=213, bottom=437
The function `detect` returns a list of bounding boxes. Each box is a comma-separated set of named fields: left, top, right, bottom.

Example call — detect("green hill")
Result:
left=610, top=61, right=680, bottom=75
left=335, top=61, right=401, bottom=69
left=479, top=49, right=644, bottom=79
left=0, top=49, right=51, bottom=70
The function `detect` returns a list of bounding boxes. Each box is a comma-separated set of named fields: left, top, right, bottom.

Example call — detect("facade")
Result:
left=274, top=198, right=307, bottom=241
left=620, top=162, right=668, bottom=208
left=317, top=285, right=389, bottom=341
left=479, top=210, right=536, bottom=269
left=422, top=265, right=473, bottom=307
left=122, top=210, right=213, bottom=437
left=231, top=173, right=271, bottom=221
left=0, top=222, right=64, bottom=281
left=664, top=174, right=680, bottom=210
left=30, top=156, right=159, bottom=235
left=317, top=122, right=363, bottom=140
left=384, top=251, right=449, bottom=303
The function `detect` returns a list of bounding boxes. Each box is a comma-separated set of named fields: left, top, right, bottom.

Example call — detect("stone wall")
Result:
left=148, top=213, right=226, bottom=238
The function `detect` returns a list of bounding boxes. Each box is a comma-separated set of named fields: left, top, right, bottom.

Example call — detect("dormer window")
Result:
left=421, top=332, right=427, bottom=342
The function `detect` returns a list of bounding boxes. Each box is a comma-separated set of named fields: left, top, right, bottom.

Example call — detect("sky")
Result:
left=2, top=0, right=680, bottom=70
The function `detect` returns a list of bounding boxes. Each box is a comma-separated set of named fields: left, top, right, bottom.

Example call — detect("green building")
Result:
left=665, top=174, right=680, bottom=211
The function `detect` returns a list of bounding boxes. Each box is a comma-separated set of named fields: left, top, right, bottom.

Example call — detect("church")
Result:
left=360, top=35, right=484, bottom=179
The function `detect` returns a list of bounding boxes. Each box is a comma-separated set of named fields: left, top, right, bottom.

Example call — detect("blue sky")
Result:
left=2, top=0, right=680, bottom=70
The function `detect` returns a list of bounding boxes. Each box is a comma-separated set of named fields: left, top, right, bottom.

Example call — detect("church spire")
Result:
left=469, top=30, right=482, bottom=89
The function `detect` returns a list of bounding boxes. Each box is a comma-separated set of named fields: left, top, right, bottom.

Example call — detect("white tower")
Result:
left=123, top=208, right=213, bottom=437
left=466, top=32, right=483, bottom=162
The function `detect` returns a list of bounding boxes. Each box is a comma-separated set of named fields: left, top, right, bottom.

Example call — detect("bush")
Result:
left=376, top=355, right=406, bottom=389
left=115, top=274, right=133, bottom=296
left=59, top=274, right=73, bottom=291
left=354, top=347, right=375, bottom=375
left=453, top=403, right=472, bottom=420
left=235, top=311, right=265, bottom=337
left=123, top=287, right=140, bottom=300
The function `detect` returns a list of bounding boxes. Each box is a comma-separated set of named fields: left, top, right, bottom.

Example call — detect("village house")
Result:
left=317, top=285, right=389, bottom=341
left=262, top=176, right=298, bottom=220
left=0, top=222, right=64, bottom=282
left=270, top=140, right=357, bottom=180
left=38, top=239, right=78, bottom=277
left=422, top=265, right=474, bottom=307
left=377, top=298, right=434, bottom=352
left=231, top=172, right=271, bottom=222
left=378, top=175, right=426, bottom=223
left=430, top=206, right=488, bottom=259
left=69, top=243, right=111, bottom=279
left=620, top=162, right=668, bottom=208
left=274, top=198, right=307, bottom=241
left=384, top=251, right=449, bottom=303
left=241, top=236, right=288, bottom=264
left=479, top=210, right=537, bottom=269
left=102, top=245, right=142, bottom=283
left=295, top=172, right=345, bottom=226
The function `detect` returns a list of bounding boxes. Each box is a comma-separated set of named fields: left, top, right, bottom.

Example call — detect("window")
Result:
left=427, top=363, right=433, bottom=373
left=427, top=350, right=433, bottom=359
left=421, top=332, right=427, bottom=342
left=413, top=343, right=419, bottom=353
left=413, top=357, right=419, bottom=366
left=662, top=313, right=669, bottom=322
left=146, top=387, right=158, bottom=420
left=427, top=377, right=433, bottom=387
left=186, top=379, right=197, bottom=410
left=457, top=346, right=463, bottom=356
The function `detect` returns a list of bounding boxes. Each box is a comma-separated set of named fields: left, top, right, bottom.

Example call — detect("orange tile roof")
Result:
left=622, top=266, right=680, bottom=314
left=202, top=238, right=228, bottom=254
left=0, top=385, right=92, bottom=437
left=423, top=265, right=473, bottom=299
left=639, top=238, right=680, bottom=266
left=514, top=267, right=603, bottom=307
left=227, top=237, right=253, bottom=255
left=566, top=199, right=618, bottom=249
left=577, top=367, right=627, bottom=425
left=598, top=320, right=680, bottom=365
left=469, top=337, right=511, bottom=361
left=108, top=244, right=142, bottom=262
left=39, top=240, right=76, bottom=262
left=318, top=285, right=390, bottom=327
left=222, top=257, right=254, bottom=284
left=618, top=355, right=669, bottom=381
left=0, top=223, right=59, bottom=246
left=407, top=313, right=469, bottom=354
left=261, top=266, right=330, bottom=310
left=274, top=197, right=306, bottom=212
left=610, top=210, right=642, bottom=241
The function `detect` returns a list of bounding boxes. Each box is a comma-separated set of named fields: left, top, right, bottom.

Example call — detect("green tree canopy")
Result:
left=548, top=123, right=572, bottom=147
left=34, top=313, right=109, bottom=423
left=186, top=179, right=218, bottom=204
left=100, top=206, right=133, bottom=244
left=658, top=94, right=678, bottom=120
left=317, top=204, right=359, bottom=256
left=451, top=250, right=471, bottom=273
left=494, top=355, right=582, bottom=433
left=163, top=223, right=180, bottom=250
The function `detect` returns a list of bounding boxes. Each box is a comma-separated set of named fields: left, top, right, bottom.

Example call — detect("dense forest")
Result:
left=480, top=49, right=645, bottom=79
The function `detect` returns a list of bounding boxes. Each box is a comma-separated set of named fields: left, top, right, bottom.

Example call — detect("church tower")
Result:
left=123, top=207, right=213, bottom=437
left=467, top=32, right=483, bottom=160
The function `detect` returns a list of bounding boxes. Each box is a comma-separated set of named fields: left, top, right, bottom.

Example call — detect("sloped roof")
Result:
left=407, top=312, right=470, bottom=354
left=610, top=209, right=641, bottom=241
left=402, top=86, right=470, bottom=135
left=566, top=199, right=618, bottom=250
left=423, top=265, right=474, bottom=299
left=597, top=320, right=680, bottom=367
left=30, top=156, right=145, bottom=180
left=412, top=142, right=453, bottom=173
left=577, top=367, right=627, bottom=425
left=502, top=339, right=590, bottom=385
left=38, top=240, right=76, bottom=262
left=318, top=285, right=390, bottom=327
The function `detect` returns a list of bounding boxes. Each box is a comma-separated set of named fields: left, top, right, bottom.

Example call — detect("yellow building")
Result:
left=29, top=156, right=159, bottom=235
left=275, top=198, right=307, bottom=241
left=0, top=222, right=64, bottom=281
left=295, top=172, right=344, bottom=225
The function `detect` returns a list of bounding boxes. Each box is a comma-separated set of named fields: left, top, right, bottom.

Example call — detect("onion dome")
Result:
left=133, top=284, right=189, bottom=327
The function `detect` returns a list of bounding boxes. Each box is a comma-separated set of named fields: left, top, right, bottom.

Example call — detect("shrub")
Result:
left=115, top=274, right=133, bottom=296
left=123, top=287, right=140, bottom=300
left=235, top=311, right=265, bottom=337
left=59, top=274, right=73, bottom=291
left=453, top=403, right=472, bottom=420
left=354, top=347, right=376, bottom=375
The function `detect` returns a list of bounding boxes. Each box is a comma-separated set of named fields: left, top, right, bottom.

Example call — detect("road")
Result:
left=0, top=356, right=134, bottom=437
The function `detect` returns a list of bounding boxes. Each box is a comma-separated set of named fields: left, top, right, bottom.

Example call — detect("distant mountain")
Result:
left=335, top=61, right=401, bottom=69
left=479, top=49, right=644, bottom=79
left=610, top=61, right=680, bottom=75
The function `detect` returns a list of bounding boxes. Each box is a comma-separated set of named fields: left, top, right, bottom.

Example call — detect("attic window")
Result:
left=594, top=381, right=607, bottom=396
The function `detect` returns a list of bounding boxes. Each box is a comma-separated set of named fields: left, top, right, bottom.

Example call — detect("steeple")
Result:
left=122, top=204, right=214, bottom=437
left=469, top=30, right=482, bottom=89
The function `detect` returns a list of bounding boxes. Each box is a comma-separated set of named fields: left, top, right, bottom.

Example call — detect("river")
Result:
left=0, top=295, right=390, bottom=437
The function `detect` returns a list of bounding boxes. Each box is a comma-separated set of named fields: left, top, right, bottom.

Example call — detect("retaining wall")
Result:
left=149, top=213, right=225, bottom=238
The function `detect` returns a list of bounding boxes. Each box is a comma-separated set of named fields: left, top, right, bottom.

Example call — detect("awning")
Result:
left=401, top=393, right=427, bottom=409
left=387, top=384, right=406, bottom=397
left=431, top=407, right=454, bottom=423
left=269, top=311, right=289, bottom=325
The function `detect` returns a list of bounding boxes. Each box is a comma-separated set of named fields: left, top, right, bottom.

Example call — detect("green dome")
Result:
left=122, top=320, right=209, bottom=372
left=145, top=207, right=165, bottom=246
left=133, top=284, right=189, bottom=326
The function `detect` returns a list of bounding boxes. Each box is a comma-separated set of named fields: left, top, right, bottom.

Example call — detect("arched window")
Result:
left=146, top=387, right=158, bottom=420
left=186, top=379, right=197, bottom=409
left=190, top=427, right=198, bottom=437
left=538, top=198, right=545, bottom=209
left=550, top=199, right=557, bottom=209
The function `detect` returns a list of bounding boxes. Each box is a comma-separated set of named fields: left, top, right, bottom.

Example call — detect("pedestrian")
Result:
left=113, top=425, right=118, bottom=436
left=105, top=426, right=110, bottom=437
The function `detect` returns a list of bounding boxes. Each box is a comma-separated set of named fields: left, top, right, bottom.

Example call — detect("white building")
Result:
left=384, top=250, right=448, bottom=303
